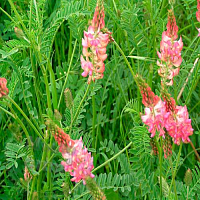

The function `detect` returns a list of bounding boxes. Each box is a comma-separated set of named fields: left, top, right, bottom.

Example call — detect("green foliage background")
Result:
left=0, top=0, right=199, bottom=199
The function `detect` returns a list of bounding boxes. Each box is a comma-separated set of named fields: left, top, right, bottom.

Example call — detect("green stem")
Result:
left=9, top=105, right=33, bottom=149
left=92, top=94, right=96, bottom=149
left=58, top=39, right=77, bottom=109
left=47, top=134, right=54, bottom=200
left=38, top=146, right=59, bottom=174
left=37, top=137, right=48, bottom=198
left=7, top=0, right=29, bottom=37
left=169, top=158, right=177, bottom=199
left=6, top=96, right=54, bottom=152
left=113, top=40, right=136, bottom=81
left=71, top=142, right=133, bottom=193
left=168, top=142, right=183, bottom=198
left=28, top=177, right=36, bottom=200
left=159, top=138, right=163, bottom=200
left=70, top=84, right=91, bottom=130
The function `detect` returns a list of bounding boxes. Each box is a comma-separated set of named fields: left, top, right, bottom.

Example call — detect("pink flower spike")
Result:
left=80, top=0, right=110, bottom=83
left=164, top=105, right=193, bottom=145
left=61, top=138, right=94, bottom=184
left=157, top=11, right=183, bottom=86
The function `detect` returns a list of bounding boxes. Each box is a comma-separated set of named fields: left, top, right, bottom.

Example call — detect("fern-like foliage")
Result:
left=73, top=172, right=135, bottom=200
left=129, top=126, right=154, bottom=198
left=5, top=139, right=26, bottom=169
left=41, top=1, right=83, bottom=59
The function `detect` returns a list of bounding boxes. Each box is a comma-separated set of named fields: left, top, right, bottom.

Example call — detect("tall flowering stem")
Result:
left=81, top=0, right=111, bottom=83
left=157, top=10, right=183, bottom=85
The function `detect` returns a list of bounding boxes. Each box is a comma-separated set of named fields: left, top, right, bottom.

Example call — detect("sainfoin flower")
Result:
left=61, top=138, right=94, bottom=184
left=157, top=10, right=183, bottom=85
left=53, top=126, right=94, bottom=184
left=24, top=166, right=32, bottom=181
left=138, top=76, right=193, bottom=146
left=164, top=103, right=193, bottom=145
left=141, top=96, right=168, bottom=137
left=137, top=76, right=168, bottom=137
left=0, top=78, right=9, bottom=97
left=81, top=0, right=110, bottom=83
left=162, top=89, right=193, bottom=144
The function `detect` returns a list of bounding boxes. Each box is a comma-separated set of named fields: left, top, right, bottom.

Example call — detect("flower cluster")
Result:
left=81, top=0, right=110, bottom=83
left=196, top=0, right=200, bottom=36
left=0, top=78, right=9, bottom=98
left=157, top=10, right=183, bottom=85
left=53, top=126, right=94, bottom=184
left=138, top=76, right=193, bottom=145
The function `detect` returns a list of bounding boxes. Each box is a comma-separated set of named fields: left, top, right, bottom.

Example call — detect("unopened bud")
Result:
left=14, top=27, right=24, bottom=39
left=54, top=109, right=62, bottom=121
left=184, top=169, right=192, bottom=186
left=86, top=177, right=106, bottom=200
left=24, top=166, right=32, bottom=181
left=64, top=88, right=73, bottom=109
left=62, top=182, right=70, bottom=198
left=32, top=192, right=38, bottom=200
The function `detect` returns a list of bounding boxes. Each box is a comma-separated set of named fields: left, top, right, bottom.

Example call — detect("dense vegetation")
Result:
left=0, top=0, right=200, bottom=199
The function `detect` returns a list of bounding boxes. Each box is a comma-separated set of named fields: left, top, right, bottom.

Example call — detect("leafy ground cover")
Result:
left=0, top=0, right=200, bottom=199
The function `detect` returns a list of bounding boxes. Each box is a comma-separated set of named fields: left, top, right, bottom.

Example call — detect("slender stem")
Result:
left=38, top=146, right=59, bottom=174
left=113, top=40, right=136, bottom=81
left=9, top=105, right=33, bottom=149
left=186, top=186, right=189, bottom=200
left=0, top=105, right=15, bottom=118
left=37, top=135, right=48, bottom=198
left=71, top=142, right=133, bottom=193
left=6, top=96, right=55, bottom=152
left=169, top=158, right=177, bottom=199
left=94, top=141, right=132, bottom=173
left=0, top=7, right=16, bottom=23
left=92, top=94, right=96, bottom=149
left=189, top=141, right=200, bottom=162
left=7, top=0, right=29, bottom=36
left=47, top=134, right=54, bottom=200
left=70, top=84, right=90, bottom=129
left=58, top=39, right=77, bottom=109
left=159, top=138, right=163, bottom=200
left=177, top=58, right=199, bottom=101
left=29, top=177, right=36, bottom=200
left=168, top=142, right=183, bottom=198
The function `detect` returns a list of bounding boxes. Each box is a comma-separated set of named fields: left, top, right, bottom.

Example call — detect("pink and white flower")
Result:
left=164, top=105, right=193, bottom=145
left=157, top=10, right=183, bottom=85
left=61, top=138, right=94, bottom=184
left=80, top=0, right=110, bottom=83
left=141, top=100, right=168, bottom=137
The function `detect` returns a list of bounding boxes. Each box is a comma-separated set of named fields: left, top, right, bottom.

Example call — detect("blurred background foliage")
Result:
left=0, top=0, right=199, bottom=199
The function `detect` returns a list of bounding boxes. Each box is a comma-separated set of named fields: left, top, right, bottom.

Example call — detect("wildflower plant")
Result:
left=0, top=0, right=200, bottom=200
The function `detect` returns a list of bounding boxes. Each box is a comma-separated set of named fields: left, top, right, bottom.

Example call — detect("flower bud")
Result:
left=85, top=177, right=106, bottom=200
left=184, top=169, right=192, bottom=186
